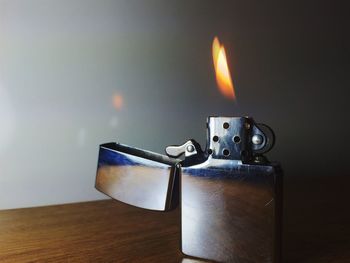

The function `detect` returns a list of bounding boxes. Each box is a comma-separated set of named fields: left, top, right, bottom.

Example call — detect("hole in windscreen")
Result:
left=223, top=149, right=230, bottom=156
left=233, top=136, right=241, bottom=143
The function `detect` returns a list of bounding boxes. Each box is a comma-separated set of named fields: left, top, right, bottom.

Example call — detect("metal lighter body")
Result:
left=180, top=117, right=282, bottom=263
left=95, top=117, right=283, bottom=263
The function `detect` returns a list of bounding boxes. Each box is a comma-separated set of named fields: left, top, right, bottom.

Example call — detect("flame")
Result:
left=212, top=37, right=235, bottom=100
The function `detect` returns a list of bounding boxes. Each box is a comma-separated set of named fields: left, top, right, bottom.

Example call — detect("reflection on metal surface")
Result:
left=181, top=159, right=280, bottom=262
left=96, top=143, right=179, bottom=211
left=95, top=117, right=282, bottom=262
left=181, top=258, right=209, bottom=263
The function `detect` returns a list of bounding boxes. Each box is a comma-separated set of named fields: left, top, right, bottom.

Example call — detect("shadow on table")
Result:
left=283, top=175, right=350, bottom=263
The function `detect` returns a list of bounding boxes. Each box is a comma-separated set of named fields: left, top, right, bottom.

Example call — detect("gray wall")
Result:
left=0, top=0, right=348, bottom=209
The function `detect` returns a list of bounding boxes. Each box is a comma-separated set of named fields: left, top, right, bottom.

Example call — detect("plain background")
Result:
left=0, top=0, right=349, bottom=209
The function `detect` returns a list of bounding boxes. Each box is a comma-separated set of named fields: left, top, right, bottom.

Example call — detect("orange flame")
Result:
left=212, top=37, right=235, bottom=100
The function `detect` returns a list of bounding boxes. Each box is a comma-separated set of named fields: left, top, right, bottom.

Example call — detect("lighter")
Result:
left=95, top=116, right=283, bottom=263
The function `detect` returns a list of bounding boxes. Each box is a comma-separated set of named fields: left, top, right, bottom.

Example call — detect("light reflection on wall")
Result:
left=112, top=93, right=124, bottom=111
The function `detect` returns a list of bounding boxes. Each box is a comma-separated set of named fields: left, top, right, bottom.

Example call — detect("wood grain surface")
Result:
left=0, top=200, right=183, bottom=263
left=0, top=175, right=349, bottom=263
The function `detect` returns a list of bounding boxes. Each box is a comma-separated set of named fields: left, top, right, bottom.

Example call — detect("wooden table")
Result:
left=0, top=175, right=349, bottom=262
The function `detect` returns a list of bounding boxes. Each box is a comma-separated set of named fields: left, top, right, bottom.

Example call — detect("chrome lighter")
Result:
left=95, top=117, right=283, bottom=263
